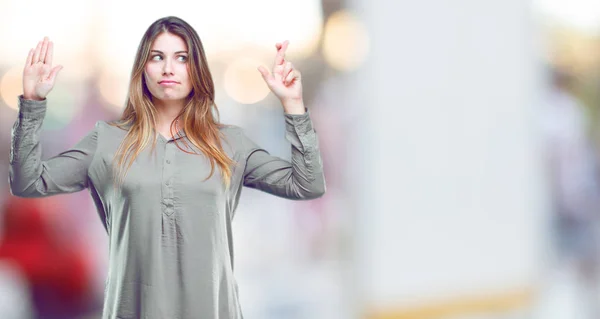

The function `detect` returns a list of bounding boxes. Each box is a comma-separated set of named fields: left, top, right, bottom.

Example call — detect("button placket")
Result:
left=162, top=141, right=176, bottom=216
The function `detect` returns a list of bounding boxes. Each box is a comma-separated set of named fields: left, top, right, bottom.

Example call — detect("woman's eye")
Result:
left=150, top=55, right=186, bottom=62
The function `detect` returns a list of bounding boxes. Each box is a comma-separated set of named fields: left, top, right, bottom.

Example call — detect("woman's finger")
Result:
left=39, top=37, right=49, bottom=64
left=46, top=41, right=54, bottom=66
left=25, top=49, right=34, bottom=67
left=282, top=62, right=293, bottom=82
left=47, top=65, right=63, bottom=82
left=274, top=40, right=289, bottom=66
left=32, top=41, right=42, bottom=64
left=284, top=71, right=293, bottom=86
left=285, top=69, right=300, bottom=86
left=257, top=65, right=274, bottom=84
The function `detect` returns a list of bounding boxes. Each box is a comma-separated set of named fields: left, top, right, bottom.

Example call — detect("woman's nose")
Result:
left=162, top=59, right=173, bottom=75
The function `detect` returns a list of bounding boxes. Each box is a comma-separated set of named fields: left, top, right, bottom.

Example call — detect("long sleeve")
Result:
left=9, top=95, right=98, bottom=198
left=241, top=110, right=326, bottom=200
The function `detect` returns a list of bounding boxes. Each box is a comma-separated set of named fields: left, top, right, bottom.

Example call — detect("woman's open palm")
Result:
left=23, top=36, right=63, bottom=101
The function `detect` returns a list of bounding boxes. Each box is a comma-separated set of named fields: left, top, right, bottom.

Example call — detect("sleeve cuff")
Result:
left=284, top=108, right=314, bottom=135
left=17, top=95, right=47, bottom=119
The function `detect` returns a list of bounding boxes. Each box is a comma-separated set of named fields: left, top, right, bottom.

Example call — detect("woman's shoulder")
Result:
left=218, top=124, right=255, bottom=152
left=86, top=120, right=131, bottom=142
left=94, top=119, right=131, bottom=131
left=219, top=123, right=250, bottom=138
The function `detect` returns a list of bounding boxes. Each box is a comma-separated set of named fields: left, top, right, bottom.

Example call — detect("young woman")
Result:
left=9, top=16, right=325, bottom=319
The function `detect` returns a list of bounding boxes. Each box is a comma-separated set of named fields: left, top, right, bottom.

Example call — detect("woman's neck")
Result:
left=153, top=98, right=186, bottom=137
left=154, top=98, right=185, bottom=127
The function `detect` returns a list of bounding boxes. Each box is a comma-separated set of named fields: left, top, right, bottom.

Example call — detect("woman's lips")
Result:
left=159, top=80, right=179, bottom=86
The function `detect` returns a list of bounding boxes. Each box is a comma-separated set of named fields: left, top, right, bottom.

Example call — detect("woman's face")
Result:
left=144, top=32, right=193, bottom=103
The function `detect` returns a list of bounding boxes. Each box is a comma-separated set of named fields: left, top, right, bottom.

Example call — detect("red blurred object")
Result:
left=0, top=195, right=94, bottom=318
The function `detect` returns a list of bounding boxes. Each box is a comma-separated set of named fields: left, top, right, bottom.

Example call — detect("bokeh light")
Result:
left=223, top=57, right=271, bottom=105
left=42, top=84, right=79, bottom=131
left=322, top=10, right=370, bottom=72
left=98, top=71, right=130, bottom=111
left=0, top=66, right=22, bottom=110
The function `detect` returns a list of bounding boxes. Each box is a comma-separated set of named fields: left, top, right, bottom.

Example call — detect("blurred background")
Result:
left=1, top=0, right=600, bottom=318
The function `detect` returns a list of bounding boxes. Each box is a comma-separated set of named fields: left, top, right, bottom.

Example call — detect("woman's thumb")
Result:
left=48, top=65, right=63, bottom=82
left=257, top=66, right=273, bottom=82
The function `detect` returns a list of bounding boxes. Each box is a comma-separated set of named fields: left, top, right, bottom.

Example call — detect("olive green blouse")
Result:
left=9, top=95, right=326, bottom=319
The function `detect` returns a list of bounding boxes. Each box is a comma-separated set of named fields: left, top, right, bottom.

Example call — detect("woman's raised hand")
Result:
left=22, top=36, right=63, bottom=101
left=258, top=40, right=303, bottom=105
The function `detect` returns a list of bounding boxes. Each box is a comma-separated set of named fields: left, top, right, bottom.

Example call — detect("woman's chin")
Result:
left=160, top=94, right=185, bottom=101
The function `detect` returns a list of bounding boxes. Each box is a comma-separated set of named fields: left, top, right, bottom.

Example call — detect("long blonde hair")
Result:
left=108, top=16, right=235, bottom=189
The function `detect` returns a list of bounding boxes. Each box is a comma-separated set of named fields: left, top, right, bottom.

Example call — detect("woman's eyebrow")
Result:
left=150, top=50, right=188, bottom=54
